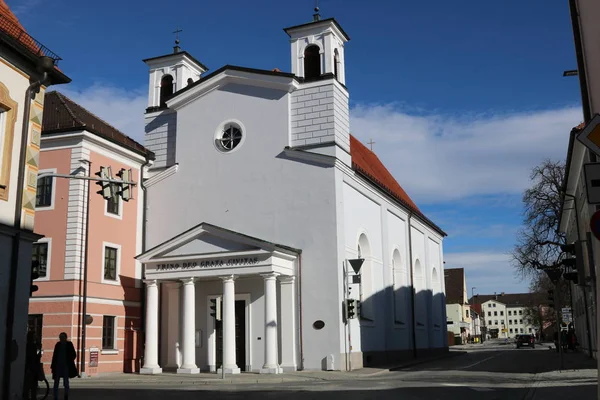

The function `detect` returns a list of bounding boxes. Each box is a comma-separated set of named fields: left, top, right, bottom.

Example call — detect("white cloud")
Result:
left=444, top=251, right=528, bottom=294
left=445, top=251, right=510, bottom=270
left=53, top=83, right=581, bottom=205
left=57, top=83, right=147, bottom=142
left=351, top=103, right=582, bottom=204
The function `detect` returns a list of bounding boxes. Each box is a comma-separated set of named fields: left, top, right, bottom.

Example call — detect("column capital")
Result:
left=220, top=274, right=236, bottom=282
left=144, top=279, right=158, bottom=287
left=278, top=275, right=296, bottom=284
left=260, top=272, right=279, bottom=280
left=181, top=277, right=195, bottom=285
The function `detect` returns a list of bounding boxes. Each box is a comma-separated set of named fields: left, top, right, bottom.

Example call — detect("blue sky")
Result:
left=10, top=0, right=583, bottom=295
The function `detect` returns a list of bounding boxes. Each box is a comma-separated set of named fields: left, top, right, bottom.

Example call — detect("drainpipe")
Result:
left=139, top=154, right=152, bottom=370
left=80, top=161, right=92, bottom=377
left=408, top=212, right=417, bottom=358
left=3, top=57, right=53, bottom=400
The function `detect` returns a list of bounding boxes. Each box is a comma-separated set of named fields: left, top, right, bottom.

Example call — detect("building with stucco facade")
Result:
left=137, top=11, right=447, bottom=375
left=0, top=1, right=70, bottom=397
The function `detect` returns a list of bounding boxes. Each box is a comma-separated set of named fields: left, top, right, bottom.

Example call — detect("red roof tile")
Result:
left=350, top=134, right=445, bottom=236
left=42, top=91, right=153, bottom=158
left=350, top=135, right=421, bottom=212
left=0, top=0, right=41, bottom=56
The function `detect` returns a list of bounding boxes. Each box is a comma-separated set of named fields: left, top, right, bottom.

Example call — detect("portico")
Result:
left=136, top=223, right=300, bottom=375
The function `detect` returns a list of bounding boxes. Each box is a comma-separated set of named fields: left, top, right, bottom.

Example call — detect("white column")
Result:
left=219, top=275, right=240, bottom=374
left=261, top=272, right=282, bottom=374
left=141, top=280, right=162, bottom=374
left=165, top=283, right=181, bottom=369
left=178, top=278, right=199, bottom=374
left=279, top=275, right=297, bottom=372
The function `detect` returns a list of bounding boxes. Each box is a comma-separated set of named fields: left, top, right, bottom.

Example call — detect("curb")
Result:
left=361, top=351, right=465, bottom=377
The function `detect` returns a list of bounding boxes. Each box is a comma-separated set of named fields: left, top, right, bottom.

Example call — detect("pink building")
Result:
left=28, top=91, right=154, bottom=375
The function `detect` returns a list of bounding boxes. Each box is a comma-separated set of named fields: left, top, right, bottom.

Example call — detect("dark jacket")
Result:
left=51, top=341, right=77, bottom=379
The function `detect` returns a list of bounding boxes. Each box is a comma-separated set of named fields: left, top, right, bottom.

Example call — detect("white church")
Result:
left=136, top=11, right=448, bottom=374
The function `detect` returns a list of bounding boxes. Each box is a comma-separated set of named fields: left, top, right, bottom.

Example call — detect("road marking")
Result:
left=442, top=383, right=495, bottom=391
left=458, top=353, right=503, bottom=370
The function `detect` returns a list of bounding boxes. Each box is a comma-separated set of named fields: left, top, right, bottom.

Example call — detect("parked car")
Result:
left=516, top=334, right=535, bottom=349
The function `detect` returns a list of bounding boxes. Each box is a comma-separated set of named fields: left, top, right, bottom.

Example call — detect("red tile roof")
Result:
left=0, top=0, right=41, bottom=55
left=42, top=91, right=153, bottom=158
left=350, top=135, right=445, bottom=235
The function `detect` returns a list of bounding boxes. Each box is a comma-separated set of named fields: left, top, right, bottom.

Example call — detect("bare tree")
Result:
left=525, top=271, right=571, bottom=339
left=512, top=159, right=566, bottom=277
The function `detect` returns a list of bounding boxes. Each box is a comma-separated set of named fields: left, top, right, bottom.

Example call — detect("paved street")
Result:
left=61, top=341, right=596, bottom=399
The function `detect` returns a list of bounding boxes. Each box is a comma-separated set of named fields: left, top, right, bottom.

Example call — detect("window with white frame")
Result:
left=103, top=246, right=118, bottom=281
left=106, top=188, right=120, bottom=215
left=31, top=242, right=48, bottom=278
left=102, top=316, right=116, bottom=349
left=36, top=176, right=53, bottom=207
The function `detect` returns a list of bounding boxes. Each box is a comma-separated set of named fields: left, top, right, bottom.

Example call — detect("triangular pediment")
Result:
left=136, top=222, right=300, bottom=263
left=162, top=231, right=258, bottom=257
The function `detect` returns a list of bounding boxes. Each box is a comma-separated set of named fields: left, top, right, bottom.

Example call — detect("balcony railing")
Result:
left=0, top=13, right=62, bottom=65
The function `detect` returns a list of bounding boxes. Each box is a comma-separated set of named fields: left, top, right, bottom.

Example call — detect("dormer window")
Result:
left=160, top=74, right=174, bottom=107
left=304, top=45, right=320, bottom=80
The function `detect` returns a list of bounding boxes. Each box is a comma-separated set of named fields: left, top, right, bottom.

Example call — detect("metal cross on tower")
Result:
left=367, top=139, right=375, bottom=151
left=173, top=27, right=182, bottom=53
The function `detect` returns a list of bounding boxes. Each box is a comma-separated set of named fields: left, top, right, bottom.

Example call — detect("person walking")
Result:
left=51, top=332, right=77, bottom=400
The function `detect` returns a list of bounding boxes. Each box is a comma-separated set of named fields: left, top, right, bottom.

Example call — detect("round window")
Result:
left=313, top=320, right=325, bottom=330
left=216, top=123, right=243, bottom=152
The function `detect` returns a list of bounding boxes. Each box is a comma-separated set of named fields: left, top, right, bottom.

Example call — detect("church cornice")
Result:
left=166, top=65, right=301, bottom=110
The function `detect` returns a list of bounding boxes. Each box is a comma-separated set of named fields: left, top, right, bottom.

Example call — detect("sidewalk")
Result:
left=70, top=350, right=465, bottom=386
left=526, top=350, right=598, bottom=400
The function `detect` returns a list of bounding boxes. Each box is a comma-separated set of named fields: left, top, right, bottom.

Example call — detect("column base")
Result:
left=217, top=367, right=241, bottom=375
left=260, top=366, right=282, bottom=374
left=140, top=366, right=162, bottom=374
left=280, top=364, right=297, bottom=372
left=177, top=367, right=200, bottom=374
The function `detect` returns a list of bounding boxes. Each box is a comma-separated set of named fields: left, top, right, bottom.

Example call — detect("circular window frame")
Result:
left=214, top=119, right=246, bottom=154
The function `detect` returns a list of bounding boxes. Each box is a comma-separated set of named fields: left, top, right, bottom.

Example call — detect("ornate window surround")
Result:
left=0, top=82, right=18, bottom=201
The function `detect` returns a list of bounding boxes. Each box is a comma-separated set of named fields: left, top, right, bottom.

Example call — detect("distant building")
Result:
left=0, top=0, right=70, bottom=397
left=444, top=268, right=472, bottom=343
left=470, top=293, right=543, bottom=339
left=29, top=92, right=153, bottom=375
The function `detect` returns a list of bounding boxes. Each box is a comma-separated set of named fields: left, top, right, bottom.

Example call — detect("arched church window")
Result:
left=304, top=45, right=321, bottom=80
left=160, top=74, right=174, bottom=107
left=334, top=49, right=339, bottom=79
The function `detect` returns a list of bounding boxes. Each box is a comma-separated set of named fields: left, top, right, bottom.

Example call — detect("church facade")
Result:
left=137, top=14, right=448, bottom=374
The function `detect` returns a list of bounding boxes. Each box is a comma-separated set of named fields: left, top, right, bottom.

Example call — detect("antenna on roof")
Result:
left=313, top=0, right=321, bottom=21
left=173, top=27, right=182, bottom=53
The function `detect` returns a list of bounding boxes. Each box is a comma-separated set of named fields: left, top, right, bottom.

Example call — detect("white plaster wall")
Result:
left=147, top=83, right=340, bottom=370
left=342, top=181, right=385, bottom=354
left=0, top=59, right=28, bottom=226
left=387, top=211, right=411, bottom=350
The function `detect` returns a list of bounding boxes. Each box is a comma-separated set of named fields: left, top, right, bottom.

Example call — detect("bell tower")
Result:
left=284, top=11, right=352, bottom=163
left=143, top=36, right=208, bottom=169
left=143, top=37, right=208, bottom=111
left=284, top=7, right=350, bottom=85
